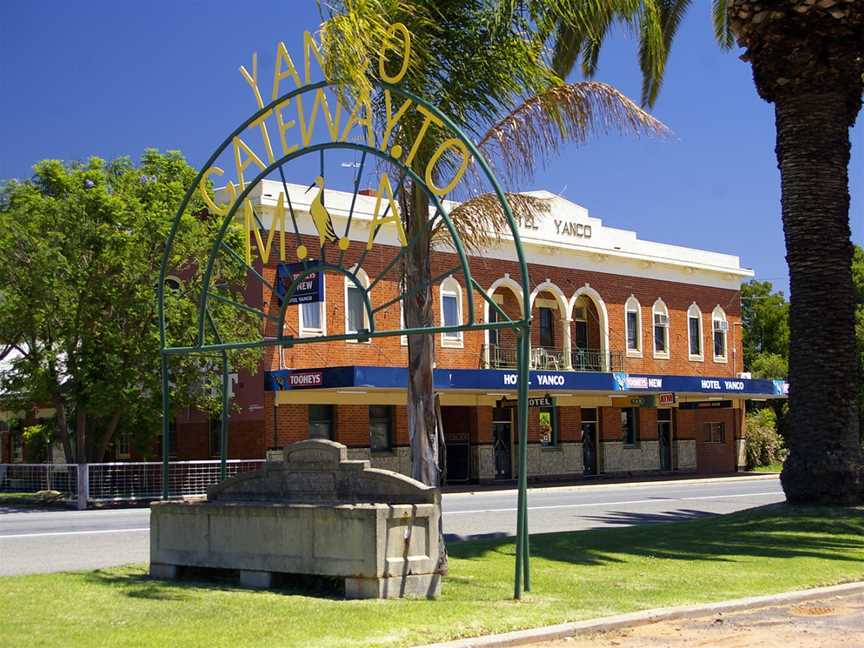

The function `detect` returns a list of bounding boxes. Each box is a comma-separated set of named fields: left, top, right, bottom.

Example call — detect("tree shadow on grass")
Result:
left=84, top=567, right=347, bottom=601
left=449, top=504, right=864, bottom=568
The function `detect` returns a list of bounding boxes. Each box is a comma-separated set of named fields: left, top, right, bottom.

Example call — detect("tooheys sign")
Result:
left=286, top=371, right=323, bottom=388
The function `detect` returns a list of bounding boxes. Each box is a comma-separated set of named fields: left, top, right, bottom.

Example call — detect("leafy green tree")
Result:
left=741, top=280, right=789, bottom=376
left=554, top=1, right=864, bottom=504
left=323, top=0, right=667, bottom=491
left=0, top=151, right=260, bottom=462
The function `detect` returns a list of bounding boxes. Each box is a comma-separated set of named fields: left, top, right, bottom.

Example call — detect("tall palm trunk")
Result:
left=776, top=89, right=863, bottom=504
left=728, top=2, right=864, bottom=504
left=403, top=182, right=440, bottom=487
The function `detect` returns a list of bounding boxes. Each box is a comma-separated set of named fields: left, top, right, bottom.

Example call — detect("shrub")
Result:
left=746, top=408, right=786, bottom=469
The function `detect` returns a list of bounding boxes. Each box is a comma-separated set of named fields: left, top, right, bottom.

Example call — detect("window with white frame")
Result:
left=440, top=278, right=463, bottom=347
left=712, top=306, right=728, bottom=361
left=299, top=273, right=326, bottom=336
left=625, top=296, right=642, bottom=355
left=344, top=268, right=370, bottom=340
left=652, top=299, right=669, bottom=358
left=688, top=303, right=703, bottom=360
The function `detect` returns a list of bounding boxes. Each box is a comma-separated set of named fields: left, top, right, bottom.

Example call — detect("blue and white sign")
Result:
left=275, top=262, right=323, bottom=305
left=264, top=366, right=786, bottom=398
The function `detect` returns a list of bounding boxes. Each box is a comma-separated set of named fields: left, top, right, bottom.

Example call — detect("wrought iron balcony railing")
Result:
left=481, top=344, right=625, bottom=373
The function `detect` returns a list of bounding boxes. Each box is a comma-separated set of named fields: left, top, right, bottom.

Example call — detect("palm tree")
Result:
left=322, top=0, right=668, bottom=493
left=553, top=1, right=864, bottom=504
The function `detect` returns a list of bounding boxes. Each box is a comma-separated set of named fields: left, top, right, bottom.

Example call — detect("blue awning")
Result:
left=264, top=366, right=787, bottom=398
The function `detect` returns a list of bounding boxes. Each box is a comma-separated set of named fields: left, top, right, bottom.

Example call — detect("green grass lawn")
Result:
left=2, top=504, right=863, bottom=648
left=752, top=463, right=784, bottom=473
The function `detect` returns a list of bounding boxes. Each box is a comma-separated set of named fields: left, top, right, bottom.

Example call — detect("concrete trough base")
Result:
left=148, top=563, right=439, bottom=599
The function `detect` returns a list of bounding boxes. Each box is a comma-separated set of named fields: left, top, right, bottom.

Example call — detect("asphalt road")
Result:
left=0, top=475, right=783, bottom=576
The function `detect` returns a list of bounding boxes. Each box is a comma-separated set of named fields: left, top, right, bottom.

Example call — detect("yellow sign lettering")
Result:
left=368, top=173, right=407, bottom=250
left=272, top=41, right=302, bottom=99
left=274, top=98, right=299, bottom=156
left=378, top=23, right=411, bottom=84
left=380, top=89, right=412, bottom=154
left=298, top=88, right=343, bottom=147
left=243, top=194, right=286, bottom=265
left=425, top=137, right=470, bottom=196
left=239, top=52, right=265, bottom=108
left=232, top=135, right=267, bottom=191
left=340, top=90, right=375, bottom=147
left=198, top=167, right=236, bottom=216
left=405, top=103, right=443, bottom=166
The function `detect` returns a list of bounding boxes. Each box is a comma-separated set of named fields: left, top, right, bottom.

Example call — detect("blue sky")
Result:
left=1, top=1, right=861, bottom=293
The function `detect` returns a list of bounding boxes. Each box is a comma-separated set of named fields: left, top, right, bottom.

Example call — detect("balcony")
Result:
left=482, top=344, right=624, bottom=373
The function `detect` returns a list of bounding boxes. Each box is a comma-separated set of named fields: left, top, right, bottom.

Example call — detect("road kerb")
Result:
left=413, top=581, right=864, bottom=648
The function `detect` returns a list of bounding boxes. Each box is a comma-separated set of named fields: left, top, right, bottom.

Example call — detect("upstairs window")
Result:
left=440, top=278, right=463, bottom=347
left=625, top=296, right=642, bottom=355
left=345, top=267, right=370, bottom=339
left=652, top=299, right=669, bottom=358
left=688, top=303, right=703, bottom=360
left=299, top=273, right=325, bottom=335
left=712, top=306, right=728, bottom=362
left=539, top=307, right=555, bottom=348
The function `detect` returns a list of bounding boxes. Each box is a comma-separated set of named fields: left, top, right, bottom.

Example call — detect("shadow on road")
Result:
left=449, top=504, right=864, bottom=567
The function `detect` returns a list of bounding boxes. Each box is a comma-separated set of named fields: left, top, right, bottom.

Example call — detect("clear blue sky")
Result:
left=1, top=1, right=861, bottom=293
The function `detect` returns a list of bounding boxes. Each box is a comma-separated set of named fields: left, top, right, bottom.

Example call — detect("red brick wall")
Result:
left=255, top=234, right=742, bottom=377
left=677, top=407, right=737, bottom=473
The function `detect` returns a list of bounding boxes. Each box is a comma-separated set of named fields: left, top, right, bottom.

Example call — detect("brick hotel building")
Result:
left=160, top=179, right=786, bottom=484
left=1, top=181, right=786, bottom=480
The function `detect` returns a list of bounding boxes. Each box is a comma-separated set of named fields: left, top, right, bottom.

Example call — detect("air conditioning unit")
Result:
left=737, top=372, right=752, bottom=379
left=714, top=320, right=728, bottom=332
left=654, top=313, right=669, bottom=326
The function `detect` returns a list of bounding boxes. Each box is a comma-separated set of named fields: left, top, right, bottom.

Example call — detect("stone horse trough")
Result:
left=150, top=440, right=442, bottom=598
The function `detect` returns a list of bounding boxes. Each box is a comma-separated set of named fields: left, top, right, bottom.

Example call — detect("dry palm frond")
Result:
left=478, top=81, right=670, bottom=185
left=433, top=192, right=552, bottom=254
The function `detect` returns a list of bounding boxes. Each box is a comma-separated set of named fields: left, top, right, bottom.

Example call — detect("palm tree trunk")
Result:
left=403, top=182, right=440, bottom=487
left=775, top=89, right=863, bottom=504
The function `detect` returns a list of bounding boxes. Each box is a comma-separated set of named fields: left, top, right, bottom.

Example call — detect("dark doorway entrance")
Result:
left=441, top=406, right=471, bottom=482
left=581, top=407, right=598, bottom=475
left=658, top=408, right=673, bottom=471
left=492, top=408, right=512, bottom=480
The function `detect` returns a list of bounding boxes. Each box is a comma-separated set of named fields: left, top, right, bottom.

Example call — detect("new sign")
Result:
left=275, top=262, right=324, bottom=305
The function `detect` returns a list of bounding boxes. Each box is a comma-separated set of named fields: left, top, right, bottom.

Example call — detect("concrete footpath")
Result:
left=417, top=582, right=864, bottom=648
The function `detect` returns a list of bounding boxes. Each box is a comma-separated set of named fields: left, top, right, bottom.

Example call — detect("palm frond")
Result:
left=477, top=81, right=670, bottom=185
left=640, top=0, right=693, bottom=107
left=712, top=0, right=734, bottom=49
left=434, top=193, right=552, bottom=253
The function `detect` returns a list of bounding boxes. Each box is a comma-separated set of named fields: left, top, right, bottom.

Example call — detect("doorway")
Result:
left=581, top=407, right=599, bottom=475
left=492, top=407, right=512, bottom=480
left=658, top=408, right=673, bottom=471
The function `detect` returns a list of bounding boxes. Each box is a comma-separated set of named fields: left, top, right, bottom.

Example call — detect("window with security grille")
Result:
left=369, top=405, right=393, bottom=452
left=309, top=404, right=334, bottom=440
left=705, top=422, right=725, bottom=443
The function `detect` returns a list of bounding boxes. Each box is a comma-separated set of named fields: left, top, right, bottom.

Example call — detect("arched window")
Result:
left=652, top=299, right=669, bottom=359
left=440, top=277, right=464, bottom=348
left=625, top=296, right=642, bottom=356
left=687, top=303, right=704, bottom=361
left=712, top=306, right=728, bottom=362
left=299, top=273, right=326, bottom=337
left=344, top=267, right=370, bottom=341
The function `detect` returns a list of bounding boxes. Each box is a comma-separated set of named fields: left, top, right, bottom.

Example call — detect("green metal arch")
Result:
left=157, top=75, right=534, bottom=599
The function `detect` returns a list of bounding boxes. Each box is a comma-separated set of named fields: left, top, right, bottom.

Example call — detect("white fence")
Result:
left=0, top=464, right=79, bottom=498
left=0, top=460, right=265, bottom=506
